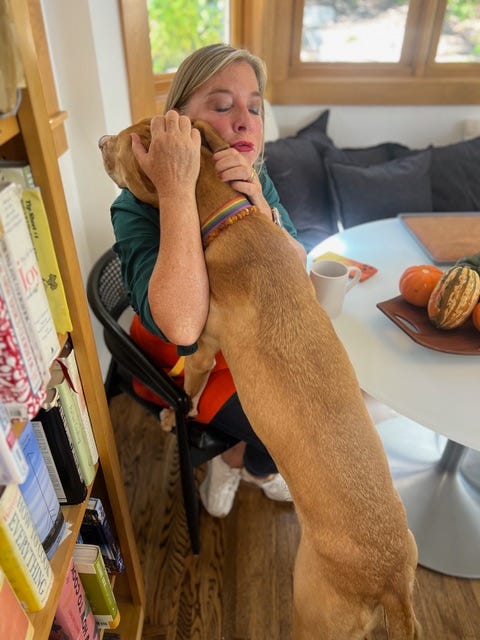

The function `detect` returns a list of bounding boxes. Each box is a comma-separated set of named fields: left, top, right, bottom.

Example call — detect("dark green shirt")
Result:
left=111, top=165, right=297, bottom=354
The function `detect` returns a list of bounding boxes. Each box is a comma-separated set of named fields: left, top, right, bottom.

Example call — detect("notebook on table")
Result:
left=399, top=212, right=480, bottom=265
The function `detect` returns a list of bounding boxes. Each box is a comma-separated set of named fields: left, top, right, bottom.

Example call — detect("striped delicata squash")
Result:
left=427, top=253, right=480, bottom=329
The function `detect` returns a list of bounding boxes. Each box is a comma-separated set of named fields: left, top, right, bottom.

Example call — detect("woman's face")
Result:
left=185, top=61, right=263, bottom=166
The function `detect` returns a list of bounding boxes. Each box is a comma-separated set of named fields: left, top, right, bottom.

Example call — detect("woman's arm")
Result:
left=130, top=112, right=210, bottom=346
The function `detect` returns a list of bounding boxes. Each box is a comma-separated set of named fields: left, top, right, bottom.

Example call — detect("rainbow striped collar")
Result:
left=200, top=196, right=253, bottom=248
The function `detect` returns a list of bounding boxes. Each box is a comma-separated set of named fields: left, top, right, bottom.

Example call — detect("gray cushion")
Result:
left=429, top=137, right=480, bottom=212
left=264, top=111, right=337, bottom=251
left=325, top=142, right=411, bottom=167
left=327, top=150, right=433, bottom=229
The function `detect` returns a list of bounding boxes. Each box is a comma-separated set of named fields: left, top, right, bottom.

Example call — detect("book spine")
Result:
left=0, top=265, right=47, bottom=421
left=0, top=401, right=29, bottom=484
left=30, top=419, right=67, bottom=504
left=0, top=182, right=59, bottom=369
left=0, top=162, right=35, bottom=189
left=50, top=557, right=100, bottom=640
left=0, top=483, right=53, bottom=611
left=51, top=368, right=95, bottom=486
left=21, top=187, right=73, bottom=334
left=34, top=388, right=87, bottom=505
left=74, top=544, right=120, bottom=629
left=0, top=567, right=34, bottom=640
left=18, top=421, right=66, bottom=559
left=81, top=497, right=125, bottom=574
left=57, top=340, right=98, bottom=464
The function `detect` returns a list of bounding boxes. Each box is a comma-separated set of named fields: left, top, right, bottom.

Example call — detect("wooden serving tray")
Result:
left=399, top=213, right=480, bottom=264
left=377, top=296, right=480, bottom=355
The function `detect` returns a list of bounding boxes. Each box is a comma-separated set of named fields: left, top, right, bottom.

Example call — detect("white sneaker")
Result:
left=199, top=455, right=241, bottom=518
left=241, top=469, right=293, bottom=502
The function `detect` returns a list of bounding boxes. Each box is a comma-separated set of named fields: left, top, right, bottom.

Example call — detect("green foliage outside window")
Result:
left=148, top=0, right=228, bottom=74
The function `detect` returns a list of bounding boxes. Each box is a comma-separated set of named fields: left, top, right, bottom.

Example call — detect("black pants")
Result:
left=210, top=393, right=278, bottom=476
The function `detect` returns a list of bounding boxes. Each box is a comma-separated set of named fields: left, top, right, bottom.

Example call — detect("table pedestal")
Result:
left=376, top=416, right=480, bottom=578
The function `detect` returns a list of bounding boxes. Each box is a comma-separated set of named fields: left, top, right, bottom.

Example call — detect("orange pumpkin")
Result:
left=399, top=265, right=443, bottom=307
left=472, top=304, right=480, bottom=331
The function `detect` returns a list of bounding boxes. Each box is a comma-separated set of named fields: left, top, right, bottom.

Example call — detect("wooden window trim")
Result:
left=265, top=0, right=480, bottom=105
left=119, top=0, right=480, bottom=121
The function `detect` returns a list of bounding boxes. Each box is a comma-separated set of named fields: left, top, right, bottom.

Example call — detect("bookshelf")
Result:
left=1, top=1, right=145, bottom=638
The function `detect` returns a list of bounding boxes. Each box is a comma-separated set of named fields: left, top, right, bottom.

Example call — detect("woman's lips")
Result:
left=232, top=141, right=254, bottom=153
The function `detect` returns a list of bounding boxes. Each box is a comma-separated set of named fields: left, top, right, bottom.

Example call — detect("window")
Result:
left=119, top=0, right=480, bottom=121
left=148, top=0, right=230, bottom=75
left=265, top=0, right=480, bottom=105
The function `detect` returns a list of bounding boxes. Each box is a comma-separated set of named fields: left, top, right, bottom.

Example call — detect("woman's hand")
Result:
left=131, top=111, right=201, bottom=201
left=213, top=148, right=271, bottom=217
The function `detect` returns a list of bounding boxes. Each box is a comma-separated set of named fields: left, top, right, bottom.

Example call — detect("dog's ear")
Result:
left=192, top=119, right=230, bottom=154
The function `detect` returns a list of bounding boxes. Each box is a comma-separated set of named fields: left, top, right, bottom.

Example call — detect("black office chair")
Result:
left=86, top=249, right=239, bottom=554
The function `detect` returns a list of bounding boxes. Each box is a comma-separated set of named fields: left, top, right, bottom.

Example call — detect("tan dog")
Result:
left=99, top=119, right=422, bottom=640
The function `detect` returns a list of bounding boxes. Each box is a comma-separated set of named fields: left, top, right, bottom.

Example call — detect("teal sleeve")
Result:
left=259, top=165, right=298, bottom=238
left=110, top=189, right=198, bottom=354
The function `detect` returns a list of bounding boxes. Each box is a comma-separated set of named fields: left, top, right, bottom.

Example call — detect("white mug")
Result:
left=309, top=260, right=361, bottom=318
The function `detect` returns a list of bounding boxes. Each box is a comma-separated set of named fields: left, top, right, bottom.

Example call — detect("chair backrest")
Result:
left=88, top=249, right=129, bottom=324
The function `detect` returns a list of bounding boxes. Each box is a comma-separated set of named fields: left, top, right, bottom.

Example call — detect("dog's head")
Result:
left=98, top=119, right=238, bottom=210
left=98, top=118, right=250, bottom=233
left=98, top=118, right=158, bottom=206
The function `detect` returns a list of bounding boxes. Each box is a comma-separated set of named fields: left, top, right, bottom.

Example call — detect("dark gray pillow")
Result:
left=264, top=111, right=337, bottom=251
left=429, top=137, right=480, bottom=211
left=327, top=150, right=433, bottom=229
left=325, top=142, right=411, bottom=167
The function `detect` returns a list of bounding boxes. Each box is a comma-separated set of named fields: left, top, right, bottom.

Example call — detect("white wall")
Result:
left=274, top=105, right=480, bottom=147
left=38, top=1, right=479, bottom=371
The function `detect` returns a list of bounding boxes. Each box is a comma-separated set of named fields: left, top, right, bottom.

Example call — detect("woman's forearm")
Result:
left=148, top=193, right=210, bottom=345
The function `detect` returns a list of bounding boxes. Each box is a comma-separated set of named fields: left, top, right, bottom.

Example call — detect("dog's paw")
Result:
left=187, top=407, right=199, bottom=418
left=159, top=408, right=175, bottom=432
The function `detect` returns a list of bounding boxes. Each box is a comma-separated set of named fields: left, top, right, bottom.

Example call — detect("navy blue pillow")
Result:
left=327, top=150, right=433, bottom=229
left=264, top=111, right=337, bottom=251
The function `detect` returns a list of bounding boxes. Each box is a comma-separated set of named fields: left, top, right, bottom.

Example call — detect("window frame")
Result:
left=119, top=0, right=480, bottom=124
left=266, top=0, right=480, bottom=105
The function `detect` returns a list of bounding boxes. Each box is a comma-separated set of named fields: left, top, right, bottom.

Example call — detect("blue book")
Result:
left=18, top=421, right=66, bottom=559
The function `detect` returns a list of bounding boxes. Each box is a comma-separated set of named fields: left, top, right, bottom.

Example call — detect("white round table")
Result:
left=308, top=218, right=480, bottom=578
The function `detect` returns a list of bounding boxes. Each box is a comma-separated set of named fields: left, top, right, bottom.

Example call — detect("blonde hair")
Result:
left=165, top=43, right=267, bottom=119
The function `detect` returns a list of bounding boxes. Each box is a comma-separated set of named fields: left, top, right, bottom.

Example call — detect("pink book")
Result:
left=50, top=558, right=100, bottom=640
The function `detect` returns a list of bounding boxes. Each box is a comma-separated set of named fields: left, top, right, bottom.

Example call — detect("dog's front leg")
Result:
left=184, top=333, right=219, bottom=417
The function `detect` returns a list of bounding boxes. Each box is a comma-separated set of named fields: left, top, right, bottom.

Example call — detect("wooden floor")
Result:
left=109, top=393, right=480, bottom=640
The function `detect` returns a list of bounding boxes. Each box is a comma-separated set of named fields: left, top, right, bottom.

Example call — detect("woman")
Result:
left=111, top=43, right=307, bottom=518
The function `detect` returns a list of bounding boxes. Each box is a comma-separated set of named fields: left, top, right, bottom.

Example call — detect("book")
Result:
left=50, top=557, right=100, bottom=640
left=73, top=543, right=120, bottom=629
left=33, top=387, right=87, bottom=505
left=56, top=340, right=98, bottom=465
left=80, top=497, right=125, bottom=575
left=0, top=567, right=34, bottom=640
left=18, top=421, right=66, bottom=559
left=0, top=161, right=35, bottom=189
left=0, top=483, right=53, bottom=611
left=21, top=187, right=73, bottom=334
left=0, top=401, right=28, bottom=484
left=0, top=262, right=47, bottom=421
left=49, top=367, right=96, bottom=486
left=0, top=182, right=59, bottom=370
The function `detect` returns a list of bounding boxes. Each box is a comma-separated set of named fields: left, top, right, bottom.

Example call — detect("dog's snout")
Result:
left=98, top=135, right=111, bottom=149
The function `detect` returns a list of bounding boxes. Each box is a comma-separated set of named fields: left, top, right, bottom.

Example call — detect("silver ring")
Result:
left=247, top=167, right=256, bottom=183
